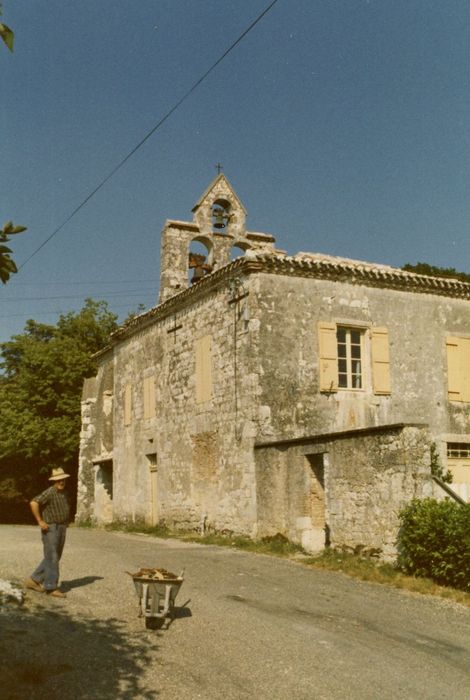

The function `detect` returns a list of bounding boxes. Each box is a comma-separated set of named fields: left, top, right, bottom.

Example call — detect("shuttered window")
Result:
left=143, top=375, right=156, bottom=419
left=446, top=336, right=470, bottom=402
left=124, top=383, right=132, bottom=426
left=318, top=322, right=391, bottom=395
left=337, top=326, right=363, bottom=389
left=195, top=335, right=213, bottom=404
left=370, top=327, right=391, bottom=395
left=318, top=322, right=338, bottom=392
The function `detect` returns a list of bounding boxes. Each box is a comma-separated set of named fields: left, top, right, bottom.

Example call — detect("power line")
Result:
left=12, top=279, right=157, bottom=287
left=18, top=0, right=280, bottom=271
left=0, top=288, right=157, bottom=302
left=0, top=302, right=152, bottom=320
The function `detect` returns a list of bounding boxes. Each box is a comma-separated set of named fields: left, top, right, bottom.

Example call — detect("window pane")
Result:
left=352, top=374, right=362, bottom=389
left=351, top=344, right=361, bottom=359
left=337, top=328, right=346, bottom=343
left=350, top=330, right=361, bottom=344
left=352, top=360, right=361, bottom=374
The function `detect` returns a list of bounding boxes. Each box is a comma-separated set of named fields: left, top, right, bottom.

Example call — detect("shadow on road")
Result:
left=61, top=575, right=104, bottom=591
left=143, top=599, right=193, bottom=631
left=0, top=601, right=160, bottom=699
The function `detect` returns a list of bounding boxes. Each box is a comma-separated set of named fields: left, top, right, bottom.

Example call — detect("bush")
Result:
left=397, top=498, right=470, bottom=592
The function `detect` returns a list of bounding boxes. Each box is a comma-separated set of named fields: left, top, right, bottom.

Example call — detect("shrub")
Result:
left=397, top=498, right=470, bottom=592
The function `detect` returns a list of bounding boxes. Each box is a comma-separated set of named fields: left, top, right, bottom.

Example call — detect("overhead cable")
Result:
left=18, top=0, right=280, bottom=271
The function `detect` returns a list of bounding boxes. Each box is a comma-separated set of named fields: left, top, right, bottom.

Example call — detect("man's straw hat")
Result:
left=49, top=468, right=70, bottom=481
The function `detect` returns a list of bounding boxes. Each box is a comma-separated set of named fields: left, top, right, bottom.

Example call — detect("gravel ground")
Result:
left=1, top=525, right=470, bottom=700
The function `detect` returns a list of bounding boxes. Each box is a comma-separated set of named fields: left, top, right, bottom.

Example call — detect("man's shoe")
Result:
left=46, top=589, right=66, bottom=598
left=24, top=577, right=44, bottom=593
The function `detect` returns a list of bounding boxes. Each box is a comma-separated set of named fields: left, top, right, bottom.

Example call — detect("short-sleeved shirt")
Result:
left=33, top=486, right=70, bottom=524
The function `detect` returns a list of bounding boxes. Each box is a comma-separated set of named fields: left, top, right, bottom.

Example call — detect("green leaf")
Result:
left=0, top=245, right=12, bottom=254
left=11, top=225, right=27, bottom=234
left=0, top=22, right=14, bottom=52
left=0, top=267, right=11, bottom=283
left=4, top=256, right=17, bottom=272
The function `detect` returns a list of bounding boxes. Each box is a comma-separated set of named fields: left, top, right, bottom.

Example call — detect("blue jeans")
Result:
left=31, top=523, right=67, bottom=591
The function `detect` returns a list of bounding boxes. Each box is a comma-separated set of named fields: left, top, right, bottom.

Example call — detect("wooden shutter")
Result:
left=371, top=327, right=391, bottom=395
left=446, top=336, right=470, bottom=402
left=462, top=338, right=470, bottom=402
left=447, top=337, right=462, bottom=401
left=318, top=322, right=338, bottom=392
left=143, top=376, right=156, bottom=419
left=124, top=383, right=132, bottom=426
left=195, top=335, right=213, bottom=404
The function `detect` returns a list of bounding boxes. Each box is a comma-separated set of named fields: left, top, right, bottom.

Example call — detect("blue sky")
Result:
left=2, top=0, right=470, bottom=344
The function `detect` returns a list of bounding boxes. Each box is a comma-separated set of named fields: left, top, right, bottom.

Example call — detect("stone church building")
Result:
left=77, top=175, right=470, bottom=558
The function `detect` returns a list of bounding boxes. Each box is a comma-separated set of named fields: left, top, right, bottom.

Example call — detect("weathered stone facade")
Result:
left=255, top=424, right=432, bottom=560
left=77, top=175, right=470, bottom=558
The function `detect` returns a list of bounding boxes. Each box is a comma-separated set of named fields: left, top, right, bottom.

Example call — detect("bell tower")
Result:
left=158, top=174, right=275, bottom=304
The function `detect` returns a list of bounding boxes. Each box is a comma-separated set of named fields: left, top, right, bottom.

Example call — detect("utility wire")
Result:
left=12, top=278, right=157, bottom=286
left=18, top=0, right=280, bottom=271
left=0, top=303, right=151, bottom=320
left=1, top=288, right=157, bottom=302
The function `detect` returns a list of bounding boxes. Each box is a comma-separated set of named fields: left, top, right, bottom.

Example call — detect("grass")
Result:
left=82, top=520, right=470, bottom=608
left=302, top=549, right=470, bottom=608
left=102, top=520, right=303, bottom=557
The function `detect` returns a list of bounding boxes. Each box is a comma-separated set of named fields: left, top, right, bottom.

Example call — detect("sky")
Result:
left=2, top=0, right=470, bottom=345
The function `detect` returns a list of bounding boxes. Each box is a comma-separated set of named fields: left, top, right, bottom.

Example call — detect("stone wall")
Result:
left=255, top=424, right=433, bottom=559
left=86, top=277, right=263, bottom=534
left=253, top=272, right=470, bottom=445
left=77, top=360, right=114, bottom=522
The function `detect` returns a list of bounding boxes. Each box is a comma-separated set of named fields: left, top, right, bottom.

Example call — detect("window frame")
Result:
left=318, top=321, right=391, bottom=395
left=336, top=325, right=365, bottom=391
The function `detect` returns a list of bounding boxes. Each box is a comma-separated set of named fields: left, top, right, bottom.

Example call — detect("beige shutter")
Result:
left=371, top=327, right=391, bottom=395
left=463, top=338, right=470, bottom=402
left=195, top=335, right=213, bottom=404
left=318, top=322, right=338, bottom=392
left=447, top=337, right=462, bottom=401
left=143, top=376, right=156, bottom=419
left=124, top=383, right=132, bottom=426
left=447, top=336, right=470, bottom=402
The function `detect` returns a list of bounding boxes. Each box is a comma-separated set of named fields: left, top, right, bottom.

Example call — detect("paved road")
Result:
left=1, top=525, right=469, bottom=700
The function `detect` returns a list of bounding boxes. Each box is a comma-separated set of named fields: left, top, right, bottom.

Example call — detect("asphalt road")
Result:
left=1, top=525, right=469, bottom=700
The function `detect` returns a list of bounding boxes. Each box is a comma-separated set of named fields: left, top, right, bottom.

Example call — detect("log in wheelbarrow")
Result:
left=128, top=567, right=184, bottom=628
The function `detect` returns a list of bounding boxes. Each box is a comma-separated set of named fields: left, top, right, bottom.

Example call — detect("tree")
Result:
left=0, top=221, right=27, bottom=284
left=0, top=299, right=118, bottom=521
left=0, top=3, right=14, bottom=52
left=1, top=8, right=27, bottom=282
left=402, top=262, right=470, bottom=284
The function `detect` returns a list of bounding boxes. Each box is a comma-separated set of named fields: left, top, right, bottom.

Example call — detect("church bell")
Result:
left=212, top=207, right=226, bottom=229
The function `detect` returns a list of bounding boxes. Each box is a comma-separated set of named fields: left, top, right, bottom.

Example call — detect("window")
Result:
left=195, top=335, right=213, bottom=404
left=143, top=375, right=156, bottom=419
left=446, top=336, right=470, bottom=402
left=123, top=383, right=132, bottom=426
left=318, top=323, right=391, bottom=394
left=337, top=327, right=363, bottom=389
left=447, top=443, right=470, bottom=459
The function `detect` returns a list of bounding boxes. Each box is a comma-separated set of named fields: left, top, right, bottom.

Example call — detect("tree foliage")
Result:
left=402, top=262, right=470, bottom=284
left=1, top=8, right=27, bottom=282
left=0, top=299, right=118, bottom=520
left=0, top=221, right=27, bottom=284
left=397, top=498, right=470, bottom=592
left=0, top=3, right=14, bottom=52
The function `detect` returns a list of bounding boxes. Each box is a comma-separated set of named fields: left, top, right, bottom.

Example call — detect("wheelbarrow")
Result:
left=128, top=567, right=184, bottom=627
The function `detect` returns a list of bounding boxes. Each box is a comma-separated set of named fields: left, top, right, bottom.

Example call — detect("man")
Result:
left=24, top=467, right=71, bottom=598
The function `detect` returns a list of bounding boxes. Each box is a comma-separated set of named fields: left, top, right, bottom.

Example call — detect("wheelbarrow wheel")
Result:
left=145, top=616, right=164, bottom=630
